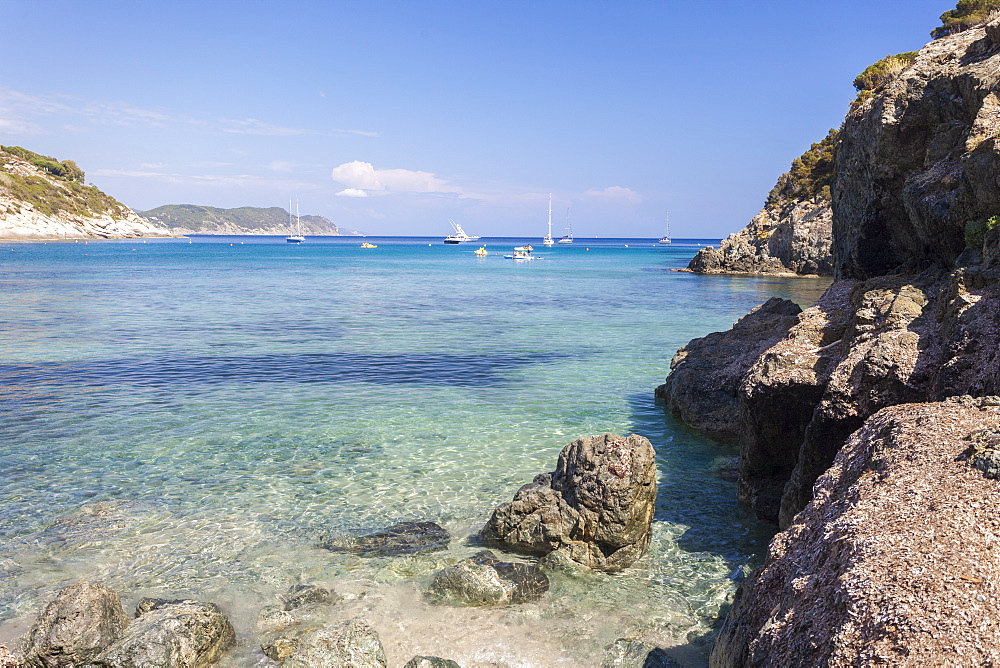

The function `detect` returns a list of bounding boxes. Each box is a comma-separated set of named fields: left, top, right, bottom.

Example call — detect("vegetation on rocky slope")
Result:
left=931, top=0, right=1000, bottom=38
left=764, top=129, right=838, bottom=209
left=0, top=146, right=127, bottom=218
left=850, top=52, right=919, bottom=111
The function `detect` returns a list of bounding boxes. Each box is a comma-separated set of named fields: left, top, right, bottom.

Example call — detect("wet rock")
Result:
left=262, top=635, right=299, bottom=663
left=603, top=638, right=683, bottom=667
left=481, top=433, right=656, bottom=572
left=282, top=583, right=334, bottom=611
left=96, top=598, right=235, bottom=667
left=257, top=606, right=296, bottom=632
left=320, top=521, right=450, bottom=556
left=404, top=656, right=461, bottom=668
left=657, top=298, right=802, bottom=443
left=283, top=618, right=386, bottom=667
left=19, top=581, right=129, bottom=667
left=427, top=550, right=549, bottom=606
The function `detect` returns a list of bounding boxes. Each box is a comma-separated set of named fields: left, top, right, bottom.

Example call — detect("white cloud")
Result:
left=268, top=160, right=294, bottom=173
left=331, top=160, right=461, bottom=196
left=583, top=186, right=642, bottom=204
left=336, top=188, right=369, bottom=197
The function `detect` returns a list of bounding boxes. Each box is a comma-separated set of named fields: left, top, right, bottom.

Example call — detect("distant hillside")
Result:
left=0, top=145, right=170, bottom=240
left=140, top=204, right=360, bottom=236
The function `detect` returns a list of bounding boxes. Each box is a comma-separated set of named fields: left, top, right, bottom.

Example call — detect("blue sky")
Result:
left=1, top=0, right=953, bottom=237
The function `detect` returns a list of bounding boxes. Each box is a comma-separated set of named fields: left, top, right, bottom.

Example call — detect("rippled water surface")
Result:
left=0, top=236, right=830, bottom=665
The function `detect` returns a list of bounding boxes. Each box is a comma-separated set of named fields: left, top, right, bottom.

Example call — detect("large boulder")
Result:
left=18, top=581, right=129, bottom=667
left=656, top=297, right=803, bottom=443
left=320, top=521, right=450, bottom=556
left=713, top=398, right=1000, bottom=665
left=95, top=598, right=235, bottom=667
left=427, top=550, right=549, bottom=606
left=482, top=433, right=656, bottom=572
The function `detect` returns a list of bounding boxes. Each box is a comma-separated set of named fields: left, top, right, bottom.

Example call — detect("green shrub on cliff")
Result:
left=1, top=146, right=86, bottom=183
left=0, top=146, right=123, bottom=218
left=764, top=129, right=838, bottom=208
left=850, top=52, right=919, bottom=110
left=965, top=215, right=1000, bottom=248
left=932, top=0, right=1000, bottom=38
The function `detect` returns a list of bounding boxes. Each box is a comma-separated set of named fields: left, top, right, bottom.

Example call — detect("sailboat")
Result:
left=658, top=211, right=672, bottom=245
left=542, top=193, right=554, bottom=246
left=286, top=200, right=305, bottom=243
left=558, top=208, right=573, bottom=244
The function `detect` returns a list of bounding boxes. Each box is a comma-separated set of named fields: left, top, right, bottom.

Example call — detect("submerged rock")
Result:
left=603, top=638, right=683, bottom=667
left=282, top=583, right=335, bottom=611
left=481, top=433, right=656, bottom=572
left=96, top=598, right=235, bottom=667
left=427, top=550, right=549, bottom=606
left=320, top=521, right=450, bottom=556
left=19, top=581, right=129, bottom=667
left=403, top=655, right=461, bottom=667
left=283, top=618, right=386, bottom=668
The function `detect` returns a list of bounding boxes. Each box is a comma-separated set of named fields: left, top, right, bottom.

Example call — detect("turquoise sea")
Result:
left=0, top=236, right=829, bottom=666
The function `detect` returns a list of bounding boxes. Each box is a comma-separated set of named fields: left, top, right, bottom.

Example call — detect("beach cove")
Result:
left=0, top=236, right=829, bottom=665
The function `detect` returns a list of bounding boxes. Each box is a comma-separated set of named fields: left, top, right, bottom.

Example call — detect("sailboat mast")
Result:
left=296, top=200, right=301, bottom=234
left=547, top=193, right=552, bottom=237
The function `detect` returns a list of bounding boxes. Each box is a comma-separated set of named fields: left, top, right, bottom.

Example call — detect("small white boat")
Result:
left=658, top=211, right=672, bottom=245
left=444, top=220, right=480, bottom=244
left=361, top=242, right=377, bottom=248
left=474, top=246, right=488, bottom=256
left=286, top=200, right=305, bottom=243
left=504, top=249, right=534, bottom=260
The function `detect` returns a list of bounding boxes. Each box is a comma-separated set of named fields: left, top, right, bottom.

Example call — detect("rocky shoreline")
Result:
left=3, top=434, right=682, bottom=667
left=662, top=16, right=1000, bottom=664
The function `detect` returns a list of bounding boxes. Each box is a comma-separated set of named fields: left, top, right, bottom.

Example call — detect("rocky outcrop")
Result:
left=18, top=581, right=129, bottom=666
left=427, top=550, right=550, bottom=606
left=481, top=433, right=656, bottom=572
left=0, top=148, right=170, bottom=241
left=656, top=297, right=802, bottom=443
left=712, top=398, right=1000, bottom=666
left=687, top=196, right=832, bottom=276
left=661, top=13, right=1000, bottom=665
left=687, top=130, right=837, bottom=277
left=16, top=583, right=235, bottom=667
left=834, top=19, right=1000, bottom=279
left=97, top=598, right=236, bottom=666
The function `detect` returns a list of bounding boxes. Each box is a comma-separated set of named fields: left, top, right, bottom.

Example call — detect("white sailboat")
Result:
left=286, top=199, right=305, bottom=243
left=557, top=207, right=573, bottom=244
left=658, top=211, right=671, bottom=245
left=542, top=193, right=554, bottom=246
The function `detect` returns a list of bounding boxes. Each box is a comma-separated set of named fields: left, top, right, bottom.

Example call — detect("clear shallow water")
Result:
left=0, top=236, right=829, bottom=665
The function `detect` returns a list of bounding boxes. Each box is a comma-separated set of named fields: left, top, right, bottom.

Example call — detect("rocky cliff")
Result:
left=661, top=13, right=1000, bottom=665
left=686, top=131, right=836, bottom=277
left=0, top=146, right=169, bottom=240
left=140, top=204, right=349, bottom=236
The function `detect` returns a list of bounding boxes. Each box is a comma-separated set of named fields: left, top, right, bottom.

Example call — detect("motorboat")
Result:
left=361, top=242, right=377, bottom=248
left=474, top=246, right=488, bottom=256
left=443, top=220, right=480, bottom=244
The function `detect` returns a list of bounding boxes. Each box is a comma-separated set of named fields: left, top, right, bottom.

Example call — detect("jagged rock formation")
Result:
left=687, top=197, right=832, bottom=276
left=661, top=13, right=1000, bottom=664
left=655, top=297, right=802, bottom=443
left=481, top=433, right=656, bottom=572
left=0, top=147, right=170, bottom=240
left=687, top=131, right=836, bottom=277
left=140, top=204, right=350, bottom=236
left=712, top=397, right=1000, bottom=666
